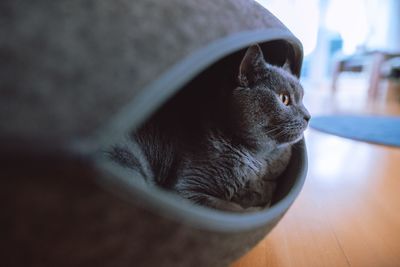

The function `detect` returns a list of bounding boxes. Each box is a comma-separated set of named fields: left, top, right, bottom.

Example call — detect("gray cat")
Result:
left=110, top=44, right=310, bottom=212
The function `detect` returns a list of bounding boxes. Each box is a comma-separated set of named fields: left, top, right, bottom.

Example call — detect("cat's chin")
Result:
left=291, top=134, right=304, bottom=144
left=277, top=134, right=304, bottom=147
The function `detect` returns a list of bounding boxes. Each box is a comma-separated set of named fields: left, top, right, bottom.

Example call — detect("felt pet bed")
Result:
left=0, top=0, right=307, bottom=266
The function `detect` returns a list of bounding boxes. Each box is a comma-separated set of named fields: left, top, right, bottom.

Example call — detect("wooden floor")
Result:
left=232, top=76, right=400, bottom=267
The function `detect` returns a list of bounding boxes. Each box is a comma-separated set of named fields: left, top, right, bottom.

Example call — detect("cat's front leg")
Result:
left=199, top=194, right=245, bottom=212
left=243, top=206, right=264, bottom=212
left=232, top=180, right=276, bottom=208
left=214, top=198, right=263, bottom=213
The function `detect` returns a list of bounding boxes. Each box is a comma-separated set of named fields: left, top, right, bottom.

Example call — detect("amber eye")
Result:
left=279, top=93, right=290, bottom=106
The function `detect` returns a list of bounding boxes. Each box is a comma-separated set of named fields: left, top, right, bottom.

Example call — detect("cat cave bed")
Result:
left=0, top=0, right=307, bottom=266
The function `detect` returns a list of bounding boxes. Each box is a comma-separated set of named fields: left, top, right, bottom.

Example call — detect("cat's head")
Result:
left=230, top=44, right=310, bottom=147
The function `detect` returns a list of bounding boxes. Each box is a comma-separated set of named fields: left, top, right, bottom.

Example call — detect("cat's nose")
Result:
left=301, top=106, right=311, bottom=123
left=304, top=114, right=311, bottom=123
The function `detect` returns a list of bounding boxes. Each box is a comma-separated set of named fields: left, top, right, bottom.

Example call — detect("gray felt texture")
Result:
left=0, top=0, right=306, bottom=266
left=0, top=0, right=299, bottom=140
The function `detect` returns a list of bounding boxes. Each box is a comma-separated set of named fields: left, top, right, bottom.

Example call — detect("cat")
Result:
left=109, top=44, right=310, bottom=212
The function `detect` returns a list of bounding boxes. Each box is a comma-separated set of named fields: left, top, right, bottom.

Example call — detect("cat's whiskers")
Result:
left=271, top=122, right=303, bottom=140
left=265, top=127, right=282, bottom=135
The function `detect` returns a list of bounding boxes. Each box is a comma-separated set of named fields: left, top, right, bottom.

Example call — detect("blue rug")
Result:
left=309, top=115, right=400, bottom=147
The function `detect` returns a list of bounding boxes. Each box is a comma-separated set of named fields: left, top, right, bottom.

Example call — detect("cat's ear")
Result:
left=239, top=44, right=267, bottom=87
left=282, top=60, right=292, bottom=73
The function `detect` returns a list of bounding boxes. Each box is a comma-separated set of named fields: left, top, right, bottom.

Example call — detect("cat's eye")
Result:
left=279, top=93, right=290, bottom=106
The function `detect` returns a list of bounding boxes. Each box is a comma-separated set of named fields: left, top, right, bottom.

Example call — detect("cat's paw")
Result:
left=243, top=206, right=264, bottom=213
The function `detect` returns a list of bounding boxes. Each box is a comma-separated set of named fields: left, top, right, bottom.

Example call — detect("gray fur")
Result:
left=109, top=44, right=310, bottom=212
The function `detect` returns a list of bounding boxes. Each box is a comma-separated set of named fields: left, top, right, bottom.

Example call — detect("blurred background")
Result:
left=256, top=0, right=400, bottom=87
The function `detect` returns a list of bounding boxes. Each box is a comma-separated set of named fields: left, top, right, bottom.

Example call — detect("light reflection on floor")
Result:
left=304, top=129, right=378, bottom=185
left=302, top=75, right=400, bottom=187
